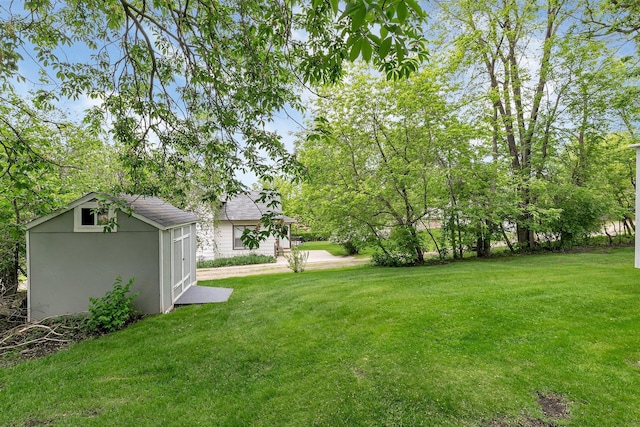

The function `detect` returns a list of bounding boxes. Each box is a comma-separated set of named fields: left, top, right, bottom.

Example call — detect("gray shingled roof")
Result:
left=217, top=191, right=294, bottom=223
left=115, top=194, right=199, bottom=228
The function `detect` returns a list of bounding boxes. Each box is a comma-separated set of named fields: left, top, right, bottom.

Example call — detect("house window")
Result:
left=233, top=226, right=254, bottom=250
left=74, top=202, right=116, bottom=232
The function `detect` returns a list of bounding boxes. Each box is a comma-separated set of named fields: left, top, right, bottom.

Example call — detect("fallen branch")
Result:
left=16, top=324, right=64, bottom=336
left=3, top=337, right=71, bottom=352
left=0, top=314, right=91, bottom=361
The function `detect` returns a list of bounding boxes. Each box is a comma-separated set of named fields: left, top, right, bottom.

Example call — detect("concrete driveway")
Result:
left=197, top=250, right=370, bottom=281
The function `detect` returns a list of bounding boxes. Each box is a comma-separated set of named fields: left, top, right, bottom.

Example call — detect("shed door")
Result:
left=172, top=226, right=192, bottom=301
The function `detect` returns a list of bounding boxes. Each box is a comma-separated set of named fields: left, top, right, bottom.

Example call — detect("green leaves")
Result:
left=333, top=0, right=429, bottom=81
left=296, top=68, right=478, bottom=260
left=1, top=0, right=429, bottom=255
left=379, top=37, right=393, bottom=58
left=396, top=1, right=408, bottom=23
left=87, top=276, right=139, bottom=334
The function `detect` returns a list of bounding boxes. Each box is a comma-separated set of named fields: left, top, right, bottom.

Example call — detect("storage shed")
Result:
left=26, top=193, right=199, bottom=321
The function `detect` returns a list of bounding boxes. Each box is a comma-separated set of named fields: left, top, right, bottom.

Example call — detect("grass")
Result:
left=1, top=248, right=640, bottom=426
left=299, top=240, right=374, bottom=257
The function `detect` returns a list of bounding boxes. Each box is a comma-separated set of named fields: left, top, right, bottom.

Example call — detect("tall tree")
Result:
left=297, top=68, right=483, bottom=263
left=433, top=0, right=638, bottom=248
left=1, top=0, right=428, bottom=201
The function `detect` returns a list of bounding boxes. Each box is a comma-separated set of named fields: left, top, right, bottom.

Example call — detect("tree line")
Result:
left=286, top=0, right=639, bottom=264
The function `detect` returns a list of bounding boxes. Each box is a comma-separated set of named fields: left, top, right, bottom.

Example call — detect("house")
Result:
left=25, top=193, right=199, bottom=321
left=198, top=191, right=295, bottom=259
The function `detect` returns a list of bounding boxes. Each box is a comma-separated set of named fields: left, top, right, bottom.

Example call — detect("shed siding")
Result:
left=28, top=211, right=160, bottom=320
left=160, top=230, right=173, bottom=312
left=189, top=223, right=198, bottom=286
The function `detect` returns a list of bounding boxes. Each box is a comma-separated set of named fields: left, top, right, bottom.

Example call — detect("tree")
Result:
left=1, top=0, right=428, bottom=201
left=594, top=133, right=637, bottom=237
left=433, top=0, right=639, bottom=249
left=585, top=0, right=640, bottom=49
left=297, top=68, right=482, bottom=264
left=0, top=93, right=115, bottom=295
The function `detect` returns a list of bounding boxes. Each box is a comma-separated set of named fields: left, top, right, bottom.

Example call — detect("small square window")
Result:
left=81, top=208, right=94, bottom=226
left=74, top=202, right=116, bottom=232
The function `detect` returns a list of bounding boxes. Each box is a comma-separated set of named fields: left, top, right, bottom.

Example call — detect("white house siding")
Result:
left=215, top=221, right=276, bottom=258
left=196, top=221, right=292, bottom=261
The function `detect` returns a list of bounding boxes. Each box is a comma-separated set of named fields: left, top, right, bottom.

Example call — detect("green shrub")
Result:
left=284, top=246, right=309, bottom=273
left=197, top=254, right=276, bottom=268
left=294, top=231, right=328, bottom=242
left=341, top=241, right=359, bottom=255
left=371, top=226, right=424, bottom=267
left=371, top=250, right=417, bottom=267
left=87, top=277, right=139, bottom=334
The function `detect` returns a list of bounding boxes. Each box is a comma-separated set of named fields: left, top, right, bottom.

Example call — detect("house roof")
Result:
left=26, top=192, right=198, bottom=231
left=217, top=191, right=295, bottom=223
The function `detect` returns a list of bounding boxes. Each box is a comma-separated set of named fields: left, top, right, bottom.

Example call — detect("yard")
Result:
left=1, top=248, right=639, bottom=426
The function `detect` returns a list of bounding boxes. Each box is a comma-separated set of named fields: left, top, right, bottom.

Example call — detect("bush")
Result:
left=294, top=231, right=328, bottom=242
left=341, top=240, right=360, bottom=255
left=284, top=246, right=309, bottom=273
left=197, top=254, right=276, bottom=268
left=371, top=250, right=417, bottom=267
left=87, top=277, right=139, bottom=334
left=371, top=226, right=424, bottom=267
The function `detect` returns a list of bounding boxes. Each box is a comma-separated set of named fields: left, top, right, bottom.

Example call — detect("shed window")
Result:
left=74, top=202, right=116, bottom=232
left=81, top=208, right=94, bottom=225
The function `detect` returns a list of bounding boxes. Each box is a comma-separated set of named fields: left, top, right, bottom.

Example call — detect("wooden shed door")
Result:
left=172, top=226, right=192, bottom=301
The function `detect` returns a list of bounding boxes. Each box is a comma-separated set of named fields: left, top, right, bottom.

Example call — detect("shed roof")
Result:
left=115, top=194, right=199, bottom=229
left=26, top=192, right=198, bottom=231
left=217, top=191, right=295, bottom=223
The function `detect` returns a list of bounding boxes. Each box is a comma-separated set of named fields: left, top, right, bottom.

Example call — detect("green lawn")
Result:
left=299, top=240, right=374, bottom=257
left=2, top=248, right=640, bottom=426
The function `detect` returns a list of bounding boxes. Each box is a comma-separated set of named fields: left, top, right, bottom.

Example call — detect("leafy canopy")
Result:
left=2, top=0, right=428, bottom=201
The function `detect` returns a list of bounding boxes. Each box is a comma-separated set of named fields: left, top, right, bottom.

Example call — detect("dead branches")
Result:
left=0, top=314, right=92, bottom=365
left=0, top=322, right=70, bottom=352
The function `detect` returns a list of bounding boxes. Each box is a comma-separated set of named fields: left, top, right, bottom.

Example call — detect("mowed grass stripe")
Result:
left=0, top=248, right=638, bottom=426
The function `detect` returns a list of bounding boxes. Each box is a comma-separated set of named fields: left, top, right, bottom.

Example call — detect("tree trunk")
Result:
left=476, top=235, right=491, bottom=257
left=408, top=226, right=425, bottom=265
left=516, top=221, right=535, bottom=250
left=424, top=226, right=443, bottom=259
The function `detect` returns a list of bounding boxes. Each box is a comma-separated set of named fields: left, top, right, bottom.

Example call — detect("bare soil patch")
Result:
left=485, top=392, right=570, bottom=427
left=537, top=392, right=570, bottom=419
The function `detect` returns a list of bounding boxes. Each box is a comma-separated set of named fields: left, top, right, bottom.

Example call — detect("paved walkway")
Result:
left=175, top=286, right=234, bottom=305
left=197, top=250, right=370, bottom=281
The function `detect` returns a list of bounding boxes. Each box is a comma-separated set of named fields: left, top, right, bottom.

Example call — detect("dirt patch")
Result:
left=23, top=419, right=53, bottom=426
left=485, top=392, right=570, bottom=427
left=537, top=392, right=570, bottom=419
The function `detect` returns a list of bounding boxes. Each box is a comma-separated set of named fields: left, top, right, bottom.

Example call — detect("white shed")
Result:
left=26, top=193, right=199, bottom=320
